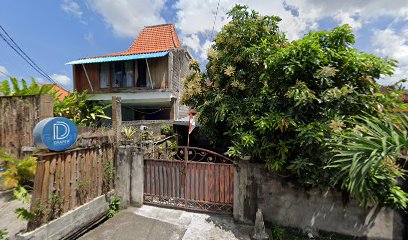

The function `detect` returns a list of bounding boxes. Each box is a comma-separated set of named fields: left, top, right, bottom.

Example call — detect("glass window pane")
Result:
left=113, top=62, right=122, bottom=87
left=124, top=61, right=134, bottom=87
left=99, top=63, right=109, bottom=88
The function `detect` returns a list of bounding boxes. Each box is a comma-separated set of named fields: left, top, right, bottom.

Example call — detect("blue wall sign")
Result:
left=34, top=117, right=78, bottom=151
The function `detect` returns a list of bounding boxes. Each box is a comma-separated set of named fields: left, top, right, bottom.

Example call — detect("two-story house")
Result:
left=67, top=24, right=192, bottom=122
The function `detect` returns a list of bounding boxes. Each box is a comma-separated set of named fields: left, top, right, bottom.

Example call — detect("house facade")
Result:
left=67, top=24, right=192, bottom=121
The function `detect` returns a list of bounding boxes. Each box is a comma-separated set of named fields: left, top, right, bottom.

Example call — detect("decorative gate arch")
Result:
left=143, top=146, right=234, bottom=214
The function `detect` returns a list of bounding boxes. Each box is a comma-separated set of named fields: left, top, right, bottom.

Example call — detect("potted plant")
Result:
left=160, top=125, right=174, bottom=136
left=121, top=126, right=136, bottom=145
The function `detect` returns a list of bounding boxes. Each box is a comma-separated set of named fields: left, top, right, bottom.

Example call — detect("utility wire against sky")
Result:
left=0, top=69, right=12, bottom=78
left=0, top=25, right=58, bottom=85
left=210, top=0, right=221, bottom=42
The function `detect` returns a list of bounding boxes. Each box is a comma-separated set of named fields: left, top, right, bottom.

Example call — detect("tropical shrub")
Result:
left=327, top=113, right=408, bottom=209
left=181, top=5, right=397, bottom=190
left=160, top=125, right=174, bottom=136
left=121, top=126, right=136, bottom=141
left=0, top=77, right=54, bottom=96
left=53, top=90, right=111, bottom=127
left=0, top=149, right=36, bottom=190
left=107, top=197, right=121, bottom=218
left=0, top=77, right=111, bottom=127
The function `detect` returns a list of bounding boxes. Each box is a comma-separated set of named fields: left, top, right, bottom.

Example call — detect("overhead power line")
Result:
left=210, top=0, right=221, bottom=42
left=0, top=25, right=58, bottom=85
left=0, top=69, right=12, bottom=78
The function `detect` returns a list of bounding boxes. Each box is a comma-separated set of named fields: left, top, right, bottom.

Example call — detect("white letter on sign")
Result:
left=53, top=121, right=70, bottom=140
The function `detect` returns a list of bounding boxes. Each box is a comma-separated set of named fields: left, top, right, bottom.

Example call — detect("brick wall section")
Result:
left=234, top=161, right=406, bottom=240
left=0, top=95, right=53, bottom=157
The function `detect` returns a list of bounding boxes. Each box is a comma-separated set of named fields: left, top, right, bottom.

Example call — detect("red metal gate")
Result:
left=143, top=146, right=234, bottom=214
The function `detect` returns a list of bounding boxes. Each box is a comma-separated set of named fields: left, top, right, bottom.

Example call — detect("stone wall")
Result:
left=0, top=94, right=53, bottom=157
left=122, top=120, right=173, bottom=137
left=234, top=161, right=406, bottom=240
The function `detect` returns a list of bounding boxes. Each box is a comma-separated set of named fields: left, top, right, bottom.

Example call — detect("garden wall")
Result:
left=234, top=161, right=406, bottom=240
left=0, top=94, right=53, bottom=157
left=122, top=120, right=172, bottom=137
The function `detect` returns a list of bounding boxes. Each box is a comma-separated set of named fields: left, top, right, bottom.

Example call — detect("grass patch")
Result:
left=269, top=224, right=352, bottom=240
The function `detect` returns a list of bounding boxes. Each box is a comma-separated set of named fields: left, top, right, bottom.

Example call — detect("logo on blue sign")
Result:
left=34, top=117, right=78, bottom=151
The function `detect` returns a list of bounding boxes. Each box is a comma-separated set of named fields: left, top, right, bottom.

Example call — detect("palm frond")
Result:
left=327, top=113, right=408, bottom=209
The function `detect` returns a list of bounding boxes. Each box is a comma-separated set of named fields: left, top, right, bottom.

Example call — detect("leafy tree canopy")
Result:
left=182, top=5, right=399, bottom=189
left=0, top=77, right=110, bottom=127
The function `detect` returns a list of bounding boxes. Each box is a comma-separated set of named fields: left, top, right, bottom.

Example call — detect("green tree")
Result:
left=0, top=77, right=54, bottom=96
left=182, top=5, right=397, bottom=189
left=0, top=77, right=110, bottom=127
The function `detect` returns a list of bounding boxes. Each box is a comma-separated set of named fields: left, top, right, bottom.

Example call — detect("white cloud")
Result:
left=84, top=32, right=94, bottom=45
left=174, top=0, right=408, bottom=61
left=182, top=34, right=201, bottom=53
left=333, top=10, right=362, bottom=30
left=79, top=0, right=408, bottom=83
left=86, top=0, right=166, bottom=38
left=0, top=65, right=10, bottom=78
left=35, top=77, right=46, bottom=85
left=61, top=0, right=83, bottom=19
left=372, top=28, right=408, bottom=86
left=51, top=74, right=72, bottom=88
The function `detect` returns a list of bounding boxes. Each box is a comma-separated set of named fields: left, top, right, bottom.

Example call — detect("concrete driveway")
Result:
left=80, top=205, right=253, bottom=240
left=0, top=190, right=28, bottom=240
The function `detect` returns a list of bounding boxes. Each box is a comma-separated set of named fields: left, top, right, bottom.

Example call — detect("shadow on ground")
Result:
left=79, top=211, right=186, bottom=240
left=205, top=214, right=253, bottom=240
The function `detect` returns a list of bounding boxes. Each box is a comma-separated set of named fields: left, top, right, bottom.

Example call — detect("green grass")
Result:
left=269, top=224, right=353, bottom=240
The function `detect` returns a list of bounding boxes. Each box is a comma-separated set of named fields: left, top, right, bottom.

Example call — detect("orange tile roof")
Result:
left=84, top=24, right=182, bottom=59
left=115, top=24, right=181, bottom=56
left=42, top=84, right=70, bottom=100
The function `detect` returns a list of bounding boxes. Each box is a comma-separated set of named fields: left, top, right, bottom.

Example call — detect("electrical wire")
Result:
left=0, top=25, right=58, bottom=85
left=210, top=0, right=221, bottom=42
left=0, top=69, right=12, bottom=78
left=0, top=25, right=54, bottom=81
left=122, top=105, right=172, bottom=115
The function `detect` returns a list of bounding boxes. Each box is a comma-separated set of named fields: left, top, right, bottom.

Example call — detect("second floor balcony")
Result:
left=70, top=53, right=171, bottom=94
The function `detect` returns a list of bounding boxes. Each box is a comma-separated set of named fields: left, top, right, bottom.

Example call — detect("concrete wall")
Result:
left=116, top=146, right=144, bottom=208
left=17, top=194, right=110, bottom=240
left=0, top=94, right=53, bottom=157
left=234, top=161, right=406, bottom=240
left=122, top=120, right=172, bottom=137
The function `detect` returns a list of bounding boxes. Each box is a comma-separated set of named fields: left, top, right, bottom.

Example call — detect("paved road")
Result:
left=0, top=190, right=28, bottom=240
left=80, top=205, right=253, bottom=240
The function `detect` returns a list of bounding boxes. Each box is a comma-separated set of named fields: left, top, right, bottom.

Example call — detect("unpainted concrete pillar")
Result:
left=130, top=148, right=144, bottom=207
left=112, top=96, right=122, bottom=144
left=234, top=160, right=248, bottom=222
left=116, top=146, right=131, bottom=208
left=39, top=94, right=54, bottom=120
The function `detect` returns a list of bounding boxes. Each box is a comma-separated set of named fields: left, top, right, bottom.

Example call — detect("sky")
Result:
left=0, top=0, right=407, bottom=91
